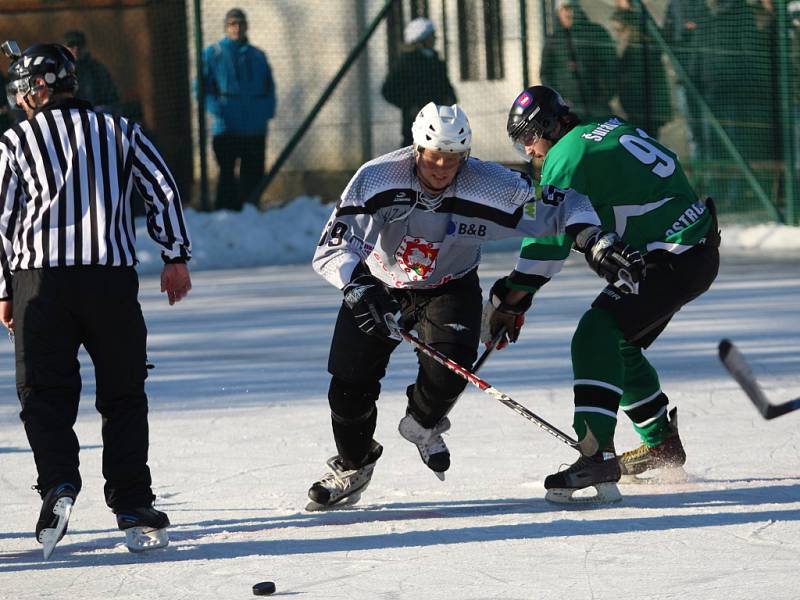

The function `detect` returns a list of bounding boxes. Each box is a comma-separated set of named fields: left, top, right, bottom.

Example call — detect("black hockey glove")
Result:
left=343, top=274, right=401, bottom=340
left=481, top=277, right=534, bottom=349
left=576, top=226, right=645, bottom=294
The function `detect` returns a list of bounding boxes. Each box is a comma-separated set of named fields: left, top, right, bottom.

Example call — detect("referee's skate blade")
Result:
left=434, top=471, right=445, bottom=481
left=124, top=526, right=169, bottom=552
left=40, top=497, right=74, bottom=560
left=305, top=491, right=363, bottom=512
left=545, top=482, right=622, bottom=505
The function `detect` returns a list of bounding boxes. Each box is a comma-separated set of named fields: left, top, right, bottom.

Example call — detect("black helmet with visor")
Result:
left=3, top=41, right=77, bottom=109
left=506, top=85, right=570, bottom=161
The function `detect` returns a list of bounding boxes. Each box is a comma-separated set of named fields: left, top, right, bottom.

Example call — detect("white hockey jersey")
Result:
left=312, top=147, right=599, bottom=290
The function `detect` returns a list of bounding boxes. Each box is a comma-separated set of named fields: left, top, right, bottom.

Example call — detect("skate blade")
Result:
left=40, top=497, right=74, bottom=560
left=620, top=466, right=688, bottom=485
left=305, top=491, right=363, bottom=512
left=434, top=471, right=446, bottom=481
left=545, top=482, right=622, bottom=505
left=124, top=526, right=169, bottom=552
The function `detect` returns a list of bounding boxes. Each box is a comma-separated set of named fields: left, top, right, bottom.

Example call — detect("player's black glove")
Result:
left=343, top=274, right=401, bottom=340
left=481, top=277, right=534, bottom=349
left=576, top=226, right=645, bottom=294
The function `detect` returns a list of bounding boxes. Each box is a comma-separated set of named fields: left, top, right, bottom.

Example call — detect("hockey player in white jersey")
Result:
left=307, top=102, right=602, bottom=510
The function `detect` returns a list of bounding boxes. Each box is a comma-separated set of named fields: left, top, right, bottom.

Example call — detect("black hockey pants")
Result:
left=592, top=202, right=721, bottom=349
left=13, top=266, right=155, bottom=510
left=326, top=269, right=483, bottom=467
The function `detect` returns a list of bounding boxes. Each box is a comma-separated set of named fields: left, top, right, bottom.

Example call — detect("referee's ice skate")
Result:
left=115, top=506, right=170, bottom=552
left=36, top=483, right=78, bottom=560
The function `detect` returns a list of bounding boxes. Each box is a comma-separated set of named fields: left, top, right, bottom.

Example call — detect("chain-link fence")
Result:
left=1, top=0, right=797, bottom=224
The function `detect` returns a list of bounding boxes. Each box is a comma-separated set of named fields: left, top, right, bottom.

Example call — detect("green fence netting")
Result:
left=0, top=0, right=797, bottom=224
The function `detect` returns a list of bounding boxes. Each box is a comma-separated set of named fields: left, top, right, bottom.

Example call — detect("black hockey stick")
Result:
left=393, top=323, right=579, bottom=449
left=718, top=339, right=800, bottom=420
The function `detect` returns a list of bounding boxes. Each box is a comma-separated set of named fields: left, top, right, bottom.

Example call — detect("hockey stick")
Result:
left=436, top=327, right=507, bottom=423
left=392, top=323, right=579, bottom=449
left=718, top=339, right=800, bottom=420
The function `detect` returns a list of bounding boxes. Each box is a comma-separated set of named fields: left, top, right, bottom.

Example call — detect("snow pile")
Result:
left=720, top=223, right=800, bottom=253
left=134, top=196, right=800, bottom=274
left=135, top=196, right=332, bottom=274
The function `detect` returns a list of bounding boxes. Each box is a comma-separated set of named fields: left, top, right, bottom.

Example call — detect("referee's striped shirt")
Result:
left=0, top=98, right=191, bottom=299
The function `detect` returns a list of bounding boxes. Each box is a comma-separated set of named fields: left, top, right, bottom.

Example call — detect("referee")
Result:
left=0, top=41, right=191, bottom=557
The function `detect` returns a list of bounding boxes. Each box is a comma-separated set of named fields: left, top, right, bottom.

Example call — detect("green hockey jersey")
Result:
left=510, top=116, right=714, bottom=292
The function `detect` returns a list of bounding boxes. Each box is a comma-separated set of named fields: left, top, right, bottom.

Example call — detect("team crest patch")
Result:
left=395, top=236, right=440, bottom=281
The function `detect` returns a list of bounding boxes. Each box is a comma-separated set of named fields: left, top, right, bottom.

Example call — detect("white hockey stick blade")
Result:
left=545, top=482, right=622, bottom=505
left=124, top=527, right=169, bottom=553
left=718, top=339, right=800, bottom=420
left=40, top=497, right=74, bottom=560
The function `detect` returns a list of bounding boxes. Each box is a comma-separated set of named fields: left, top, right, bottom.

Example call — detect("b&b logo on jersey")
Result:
left=395, top=236, right=440, bottom=281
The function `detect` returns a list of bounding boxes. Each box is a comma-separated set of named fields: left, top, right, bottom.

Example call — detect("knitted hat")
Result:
left=404, top=18, right=435, bottom=44
left=225, top=8, right=247, bottom=23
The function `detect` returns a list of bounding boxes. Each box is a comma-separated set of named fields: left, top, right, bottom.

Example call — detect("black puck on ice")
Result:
left=252, top=581, right=276, bottom=596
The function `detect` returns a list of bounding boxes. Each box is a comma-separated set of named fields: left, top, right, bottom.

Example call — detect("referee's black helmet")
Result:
left=4, top=42, right=77, bottom=107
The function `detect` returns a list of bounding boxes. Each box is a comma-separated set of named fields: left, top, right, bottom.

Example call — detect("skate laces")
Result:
left=622, top=443, right=651, bottom=461
left=320, top=456, right=368, bottom=493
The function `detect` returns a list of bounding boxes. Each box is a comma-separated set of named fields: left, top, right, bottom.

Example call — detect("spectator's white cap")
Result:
left=789, top=0, right=800, bottom=25
left=555, top=0, right=576, bottom=9
left=404, top=18, right=435, bottom=44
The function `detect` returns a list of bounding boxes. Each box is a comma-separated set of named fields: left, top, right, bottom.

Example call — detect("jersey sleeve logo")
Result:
left=541, top=185, right=566, bottom=206
left=395, top=236, right=440, bottom=281
left=522, top=200, right=537, bottom=220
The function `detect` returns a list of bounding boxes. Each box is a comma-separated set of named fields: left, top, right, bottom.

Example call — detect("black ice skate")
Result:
left=36, top=482, right=78, bottom=560
left=619, top=408, right=687, bottom=483
left=115, top=506, right=170, bottom=552
left=398, top=412, right=450, bottom=480
left=544, top=428, right=622, bottom=505
left=306, top=441, right=383, bottom=511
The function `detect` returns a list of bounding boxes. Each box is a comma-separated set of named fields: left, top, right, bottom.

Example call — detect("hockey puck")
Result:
left=252, top=581, right=276, bottom=596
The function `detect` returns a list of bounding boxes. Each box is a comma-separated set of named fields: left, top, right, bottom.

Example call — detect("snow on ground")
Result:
left=0, top=200, right=799, bottom=600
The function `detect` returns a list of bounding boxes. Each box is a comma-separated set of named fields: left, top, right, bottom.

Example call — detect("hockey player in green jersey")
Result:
left=484, top=86, right=720, bottom=504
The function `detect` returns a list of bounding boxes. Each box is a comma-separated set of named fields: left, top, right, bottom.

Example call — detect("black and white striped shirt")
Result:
left=0, top=98, right=191, bottom=299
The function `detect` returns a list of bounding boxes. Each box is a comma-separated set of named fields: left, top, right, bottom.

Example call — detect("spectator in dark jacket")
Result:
left=540, top=0, right=617, bottom=119
left=611, top=8, right=672, bottom=135
left=381, top=17, right=457, bottom=147
left=64, top=30, right=120, bottom=113
left=202, top=8, right=276, bottom=211
left=661, top=0, right=711, bottom=159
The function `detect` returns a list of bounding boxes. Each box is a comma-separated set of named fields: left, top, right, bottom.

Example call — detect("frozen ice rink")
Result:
left=1, top=247, right=798, bottom=600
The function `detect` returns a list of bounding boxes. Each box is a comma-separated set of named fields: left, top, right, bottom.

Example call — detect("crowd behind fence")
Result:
left=0, top=0, right=797, bottom=224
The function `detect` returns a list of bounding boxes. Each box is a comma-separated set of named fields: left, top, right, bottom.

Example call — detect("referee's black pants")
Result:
left=13, top=266, right=155, bottom=510
left=326, top=269, right=483, bottom=467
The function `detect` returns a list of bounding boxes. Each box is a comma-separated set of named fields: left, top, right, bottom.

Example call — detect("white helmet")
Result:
left=411, top=103, right=471, bottom=155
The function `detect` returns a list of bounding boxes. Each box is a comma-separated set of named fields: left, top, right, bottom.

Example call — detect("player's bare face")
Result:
left=416, top=149, right=464, bottom=194
left=524, top=137, right=554, bottom=160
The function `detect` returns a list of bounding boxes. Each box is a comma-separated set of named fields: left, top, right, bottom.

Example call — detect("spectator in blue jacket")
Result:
left=202, top=8, right=276, bottom=211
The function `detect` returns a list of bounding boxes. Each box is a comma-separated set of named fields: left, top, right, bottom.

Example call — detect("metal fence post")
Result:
left=193, top=0, right=209, bottom=212
left=776, top=0, right=797, bottom=225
